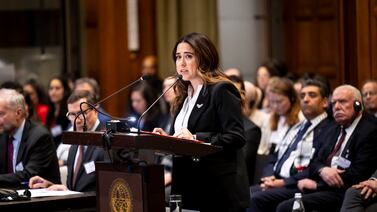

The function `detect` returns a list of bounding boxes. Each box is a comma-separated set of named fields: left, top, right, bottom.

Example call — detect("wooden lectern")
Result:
left=63, top=131, right=221, bottom=212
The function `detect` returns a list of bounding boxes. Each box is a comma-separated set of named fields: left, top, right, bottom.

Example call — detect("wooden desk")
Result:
left=0, top=191, right=96, bottom=211
left=63, top=131, right=222, bottom=212
left=63, top=131, right=222, bottom=157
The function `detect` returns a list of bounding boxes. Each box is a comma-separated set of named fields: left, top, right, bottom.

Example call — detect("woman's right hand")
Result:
left=153, top=128, right=167, bottom=135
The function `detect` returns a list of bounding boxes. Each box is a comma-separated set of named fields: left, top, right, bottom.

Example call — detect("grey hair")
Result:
left=334, top=84, right=362, bottom=102
left=0, top=88, right=27, bottom=115
left=74, top=77, right=100, bottom=100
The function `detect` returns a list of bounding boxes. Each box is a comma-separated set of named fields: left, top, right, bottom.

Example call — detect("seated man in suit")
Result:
left=248, top=79, right=331, bottom=212
left=276, top=85, right=377, bottom=212
left=0, top=89, right=60, bottom=187
left=29, top=90, right=106, bottom=192
left=340, top=169, right=377, bottom=211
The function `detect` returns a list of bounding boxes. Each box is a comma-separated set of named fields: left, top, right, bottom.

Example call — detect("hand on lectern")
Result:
left=173, top=128, right=194, bottom=140
left=152, top=127, right=167, bottom=135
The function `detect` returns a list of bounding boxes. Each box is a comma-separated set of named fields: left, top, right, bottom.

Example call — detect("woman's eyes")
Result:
left=175, top=54, right=193, bottom=60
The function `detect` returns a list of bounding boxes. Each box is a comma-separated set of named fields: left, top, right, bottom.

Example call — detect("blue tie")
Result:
left=275, top=121, right=312, bottom=175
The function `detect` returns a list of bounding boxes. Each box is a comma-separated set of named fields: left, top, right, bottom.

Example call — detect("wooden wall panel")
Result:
left=372, top=0, right=377, bottom=79
left=355, top=0, right=372, bottom=86
left=84, top=0, right=99, bottom=81
left=342, top=0, right=376, bottom=87
left=284, top=0, right=376, bottom=89
left=283, top=0, right=341, bottom=89
left=83, top=0, right=156, bottom=116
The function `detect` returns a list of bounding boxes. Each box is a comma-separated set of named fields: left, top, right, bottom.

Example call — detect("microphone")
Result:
left=136, top=74, right=182, bottom=133
left=73, top=76, right=145, bottom=132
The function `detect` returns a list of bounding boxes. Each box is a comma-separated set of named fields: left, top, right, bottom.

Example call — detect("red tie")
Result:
left=326, top=127, right=347, bottom=165
left=7, top=136, right=14, bottom=173
left=73, top=145, right=84, bottom=187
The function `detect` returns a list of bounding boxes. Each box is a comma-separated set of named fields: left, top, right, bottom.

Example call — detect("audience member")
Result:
left=128, top=81, right=167, bottom=131
left=23, top=79, right=49, bottom=125
left=29, top=90, right=106, bottom=192
left=276, top=85, right=377, bottom=211
left=74, top=77, right=110, bottom=123
left=228, top=75, right=262, bottom=185
left=141, top=55, right=163, bottom=92
left=0, top=89, right=60, bottom=187
left=340, top=169, right=377, bottom=211
left=249, top=79, right=331, bottom=212
left=153, top=32, right=249, bottom=211
left=244, top=81, right=270, bottom=156
left=362, top=80, right=377, bottom=117
left=46, top=77, right=71, bottom=149
left=263, top=77, right=304, bottom=154
left=224, top=67, right=243, bottom=78
left=256, top=59, right=288, bottom=110
left=1, top=81, right=37, bottom=126
left=161, top=76, right=177, bottom=135
left=141, top=55, right=159, bottom=77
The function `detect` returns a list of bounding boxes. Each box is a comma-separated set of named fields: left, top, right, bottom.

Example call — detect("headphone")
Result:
left=353, top=100, right=362, bottom=113
left=329, top=100, right=362, bottom=113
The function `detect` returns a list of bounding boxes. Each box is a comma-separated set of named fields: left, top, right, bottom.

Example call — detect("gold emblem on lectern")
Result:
left=109, top=178, right=133, bottom=212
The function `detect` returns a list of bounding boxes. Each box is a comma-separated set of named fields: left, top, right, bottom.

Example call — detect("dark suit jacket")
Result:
left=171, top=82, right=250, bottom=211
left=262, top=116, right=332, bottom=187
left=372, top=170, right=377, bottom=179
left=243, top=116, right=261, bottom=185
left=0, top=119, right=61, bottom=187
left=66, top=123, right=105, bottom=192
left=309, top=114, right=377, bottom=190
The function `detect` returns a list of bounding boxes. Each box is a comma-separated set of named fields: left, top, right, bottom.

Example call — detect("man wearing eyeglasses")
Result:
left=362, top=80, right=377, bottom=117
left=29, top=90, right=106, bottom=192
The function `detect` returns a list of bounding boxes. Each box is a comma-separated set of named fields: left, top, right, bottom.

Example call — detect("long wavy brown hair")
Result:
left=170, top=32, right=245, bottom=115
left=267, top=77, right=301, bottom=131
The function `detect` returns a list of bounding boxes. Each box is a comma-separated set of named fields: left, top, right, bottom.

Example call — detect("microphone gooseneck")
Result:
left=95, top=76, right=144, bottom=107
left=72, top=76, right=145, bottom=132
left=73, top=105, right=92, bottom=132
left=136, top=74, right=182, bottom=133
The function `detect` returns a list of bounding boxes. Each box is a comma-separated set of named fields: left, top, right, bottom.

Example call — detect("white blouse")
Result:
left=174, top=84, right=203, bottom=133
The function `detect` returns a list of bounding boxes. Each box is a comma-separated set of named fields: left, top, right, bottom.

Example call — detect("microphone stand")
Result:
left=72, top=76, right=145, bottom=132
left=136, top=74, right=182, bottom=133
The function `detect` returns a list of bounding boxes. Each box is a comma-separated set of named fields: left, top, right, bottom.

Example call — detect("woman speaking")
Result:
left=154, top=32, right=249, bottom=212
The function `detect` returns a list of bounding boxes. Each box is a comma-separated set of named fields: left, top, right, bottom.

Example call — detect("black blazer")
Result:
left=371, top=170, right=377, bottom=179
left=243, top=116, right=261, bottom=185
left=309, top=114, right=377, bottom=190
left=0, top=119, right=61, bottom=187
left=171, top=82, right=250, bottom=211
left=66, top=123, right=106, bottom=192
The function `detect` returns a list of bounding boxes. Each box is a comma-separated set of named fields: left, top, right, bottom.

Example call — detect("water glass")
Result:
left=169, top=194, right=182, bottom=212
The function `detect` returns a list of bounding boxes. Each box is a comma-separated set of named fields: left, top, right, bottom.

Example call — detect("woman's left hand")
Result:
left=173, top=128, right=194, bottom=140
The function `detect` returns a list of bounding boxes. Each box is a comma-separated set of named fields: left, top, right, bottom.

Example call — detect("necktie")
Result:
left=275, top=121, right=312, bottom=175
left=326, top=127, right=347, bottom=165
left=73, top=145, right=85, bottom=187
left=7, top=136, right=14, bottom=173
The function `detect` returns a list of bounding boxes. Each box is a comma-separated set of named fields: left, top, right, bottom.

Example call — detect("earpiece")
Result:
left=328, top=100, right=362, bottom=113
left=353, top=100, right=362, bottom=113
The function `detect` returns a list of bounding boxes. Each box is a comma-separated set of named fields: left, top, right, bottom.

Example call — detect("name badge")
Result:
left=51, top=125, right=63, bottom=137
left=15, top=162, right=24, bottom=172
left=337, top=156, right=351, bottom=169
left=84, top=161, right=96, bottom=174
